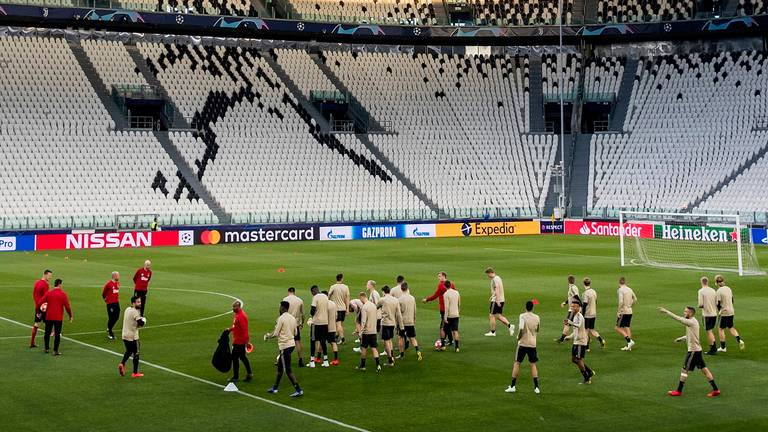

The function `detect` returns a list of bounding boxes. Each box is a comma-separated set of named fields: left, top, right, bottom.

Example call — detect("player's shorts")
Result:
left=294, top=331, right=301, bottom=342
left=34, top=309, right=46, bottom=323
left=719, top=315, right=734, bottom=329
left=326, top=331, right=337, bottom=344
left=516, top=346, right=538, bottom=363
left=402, top=325, right=416, bottom=338
left=123, top=339, right=140, bottom=355
left=381, top=325, right=395, bottom=341
left=314, top=324, right=328, bottom=343
left=279, top=346, right=294, bottom=374
left=683, top=351, right=706, bottom=371
left=376, top=319, right=382, bottom=333
left=361, top=334, right=378, bottom=348
left=489, top=302, right=505, bottom=315
left=446, top=317, right=460, bottom=333
left=704, top=316, right=717, bottom=331
left=616, top=314, right=632, bottom=328
left=336, top=311, right=346, bottom=322
left=572, top=344, right=587, bottom=360
left=584, top=317, right=596, bottom=330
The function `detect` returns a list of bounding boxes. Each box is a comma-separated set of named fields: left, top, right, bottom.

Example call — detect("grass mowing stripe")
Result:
left=0, top=315, right=370, bottom=432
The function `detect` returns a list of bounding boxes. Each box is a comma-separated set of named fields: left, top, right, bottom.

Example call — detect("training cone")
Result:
left=224, top=382, right=239, bottom=392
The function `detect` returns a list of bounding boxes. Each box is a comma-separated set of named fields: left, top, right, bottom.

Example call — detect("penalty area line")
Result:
left=0, top=315, right=369, bottom=432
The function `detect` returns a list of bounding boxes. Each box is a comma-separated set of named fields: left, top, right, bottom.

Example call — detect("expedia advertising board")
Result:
left=436, top=221, right=540, bottom=237
left=196, top=227, right=319, bottom=245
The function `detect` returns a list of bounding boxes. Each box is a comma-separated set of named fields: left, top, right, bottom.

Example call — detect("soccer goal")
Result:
left=619, top=211, right=764, bottom=276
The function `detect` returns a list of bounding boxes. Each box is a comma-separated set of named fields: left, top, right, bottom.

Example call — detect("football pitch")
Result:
left=1, top=235, right=767, bottom=431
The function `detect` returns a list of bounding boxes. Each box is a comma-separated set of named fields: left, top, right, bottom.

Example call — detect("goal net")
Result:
left=620, top=211, right=764, bottom=276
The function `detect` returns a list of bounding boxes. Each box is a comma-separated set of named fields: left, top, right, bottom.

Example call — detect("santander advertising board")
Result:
left=564, top=220, right=654, bottom=238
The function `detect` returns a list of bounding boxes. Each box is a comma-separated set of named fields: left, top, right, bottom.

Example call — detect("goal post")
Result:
left=619, top=211, right=764, bottom=276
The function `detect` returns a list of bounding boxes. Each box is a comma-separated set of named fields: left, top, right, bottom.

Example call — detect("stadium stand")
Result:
left=471, top=0, right=574, bottom=25
left=288, top=0, right=438, bottom=24
left=584, top=56, right=623, bottom=99
left=697, top=153, right=768, bottom=215
left=588, top=51, right=768, bottom=214
left=596, top=0, right=695, bottom=23
left=0, top=36, right=212, bottom=229
left=320, top=51, right=556, bottom=216
left=542, top=53, right=581, bottom=100
left=736, top=0, right=767, bottom=16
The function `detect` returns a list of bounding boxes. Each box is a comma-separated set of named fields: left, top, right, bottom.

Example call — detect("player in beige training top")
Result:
left=615, top=277, right=637, bottom=351
left=397, top=282, right=422, bottom=361
left=309, top=286, right=330, bottom=368
left=265, top=301, right=303, bottom=397
left=484, top=268, right=514, bottom=337
left=356, top=292, right=382, bottom=372
left=506, top=300, right=541, bottom=394
left=565, top=300, right=595, bottom=384
left=557, top=275, right=581, bottom=343
left=697, top=277, right=719, bottom=355
left=658, top=306, right=720, bottom=397
left=715, top=275, right=745, bottom=352
left=282, top=287, right=305, bottom=368
left=377, top=285, right=404, bottom=366
left=391, top=275, right=405, bottom=299
left=367, top=280, right=382, bottom=333
left=328, top=274, right=350, bottom=344
left=322, top=290, right=340, bottom=366
left=581, top=278, right=605, bottom=350
left=443, top=281, right=461, bottom=353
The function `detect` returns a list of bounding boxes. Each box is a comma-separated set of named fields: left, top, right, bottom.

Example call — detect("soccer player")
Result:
left=581, top=277, right=605, bottom=350
left=422, top=272, right=454, bottom=347
left=282, top=287, right=306, bottom=367
left=556, top=275, right=581, bottom=343
left=102, top=271, right=121, bottom=340
left=356, top=292, right=382, bottom=372
left=30, top=269, right=53, bottom=348
left=37, top=279, right=73, bottom=355
left=366, top=280, right=382, bottom=335
left=328, top=274, right=350, bottom=344
left=397, top=282, right=422, bottom=361
left=443, top=281, right=461, bottom=352
left=391, top=275, right=405, bottom=298
left=132, top=260, right=152, bottom=316
left=565, top=301, right=594, bottom=384
left=658, top=306, right=720, bottom=397
left=714, top=275, right=745, bottom=352
left=377, top=285, right=404, bottom=366
left=119, top=295, right=144, bottom=378
left=322, top=290, right=340, bottom=365
left=506, top=300, right=540, bottom=394
left=697, top=277, right=718, bottom=355
left=349, top=296, right=364, bottom=353
left=484, top=268, right=514, bottom=337
left=266, top=301, right=304, bottom=397
left=309, top=285, right=330, bottom=367
left=615, top=277, right=637, bottom=351
left=228, top=300, right=252, bottom=382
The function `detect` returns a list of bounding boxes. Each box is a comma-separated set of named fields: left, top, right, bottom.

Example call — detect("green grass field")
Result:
left=1, top=235, right=767, bottom=431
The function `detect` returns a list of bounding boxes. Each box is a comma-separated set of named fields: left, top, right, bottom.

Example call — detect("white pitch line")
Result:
left=0, top=287, right=240, bottom=340
left=484, top=247, right=616, bottom=260
left=0, top=315, right=369, bottom=432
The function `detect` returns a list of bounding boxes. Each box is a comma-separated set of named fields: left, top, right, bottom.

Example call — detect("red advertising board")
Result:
left=564, top=220, right=655, bottom=238
left=35, top=230, right=193, bottom=251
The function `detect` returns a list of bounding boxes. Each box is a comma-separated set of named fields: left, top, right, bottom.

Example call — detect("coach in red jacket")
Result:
left=133, top=260, right=152, bottom=316
left=228, top=300, right=252, bottom=382
left=422, top=271, right=455, bottom=348
left=102, top=271, right=121, bottom=340
left=37, top=279, right=73, bottom=355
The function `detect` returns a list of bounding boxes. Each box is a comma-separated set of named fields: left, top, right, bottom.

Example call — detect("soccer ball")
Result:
left=434, top=339, right=442, bottom=349
left=137, top=317, right=147, bottom=327
left=40, top=303, right=48, bottom=312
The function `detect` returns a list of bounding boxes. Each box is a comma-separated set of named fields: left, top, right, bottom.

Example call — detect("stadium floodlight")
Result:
left=619, top=211, right=764, bottom=276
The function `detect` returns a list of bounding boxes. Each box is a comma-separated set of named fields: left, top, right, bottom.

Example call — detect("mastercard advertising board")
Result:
left=435, top=220, right=540, bottom=238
